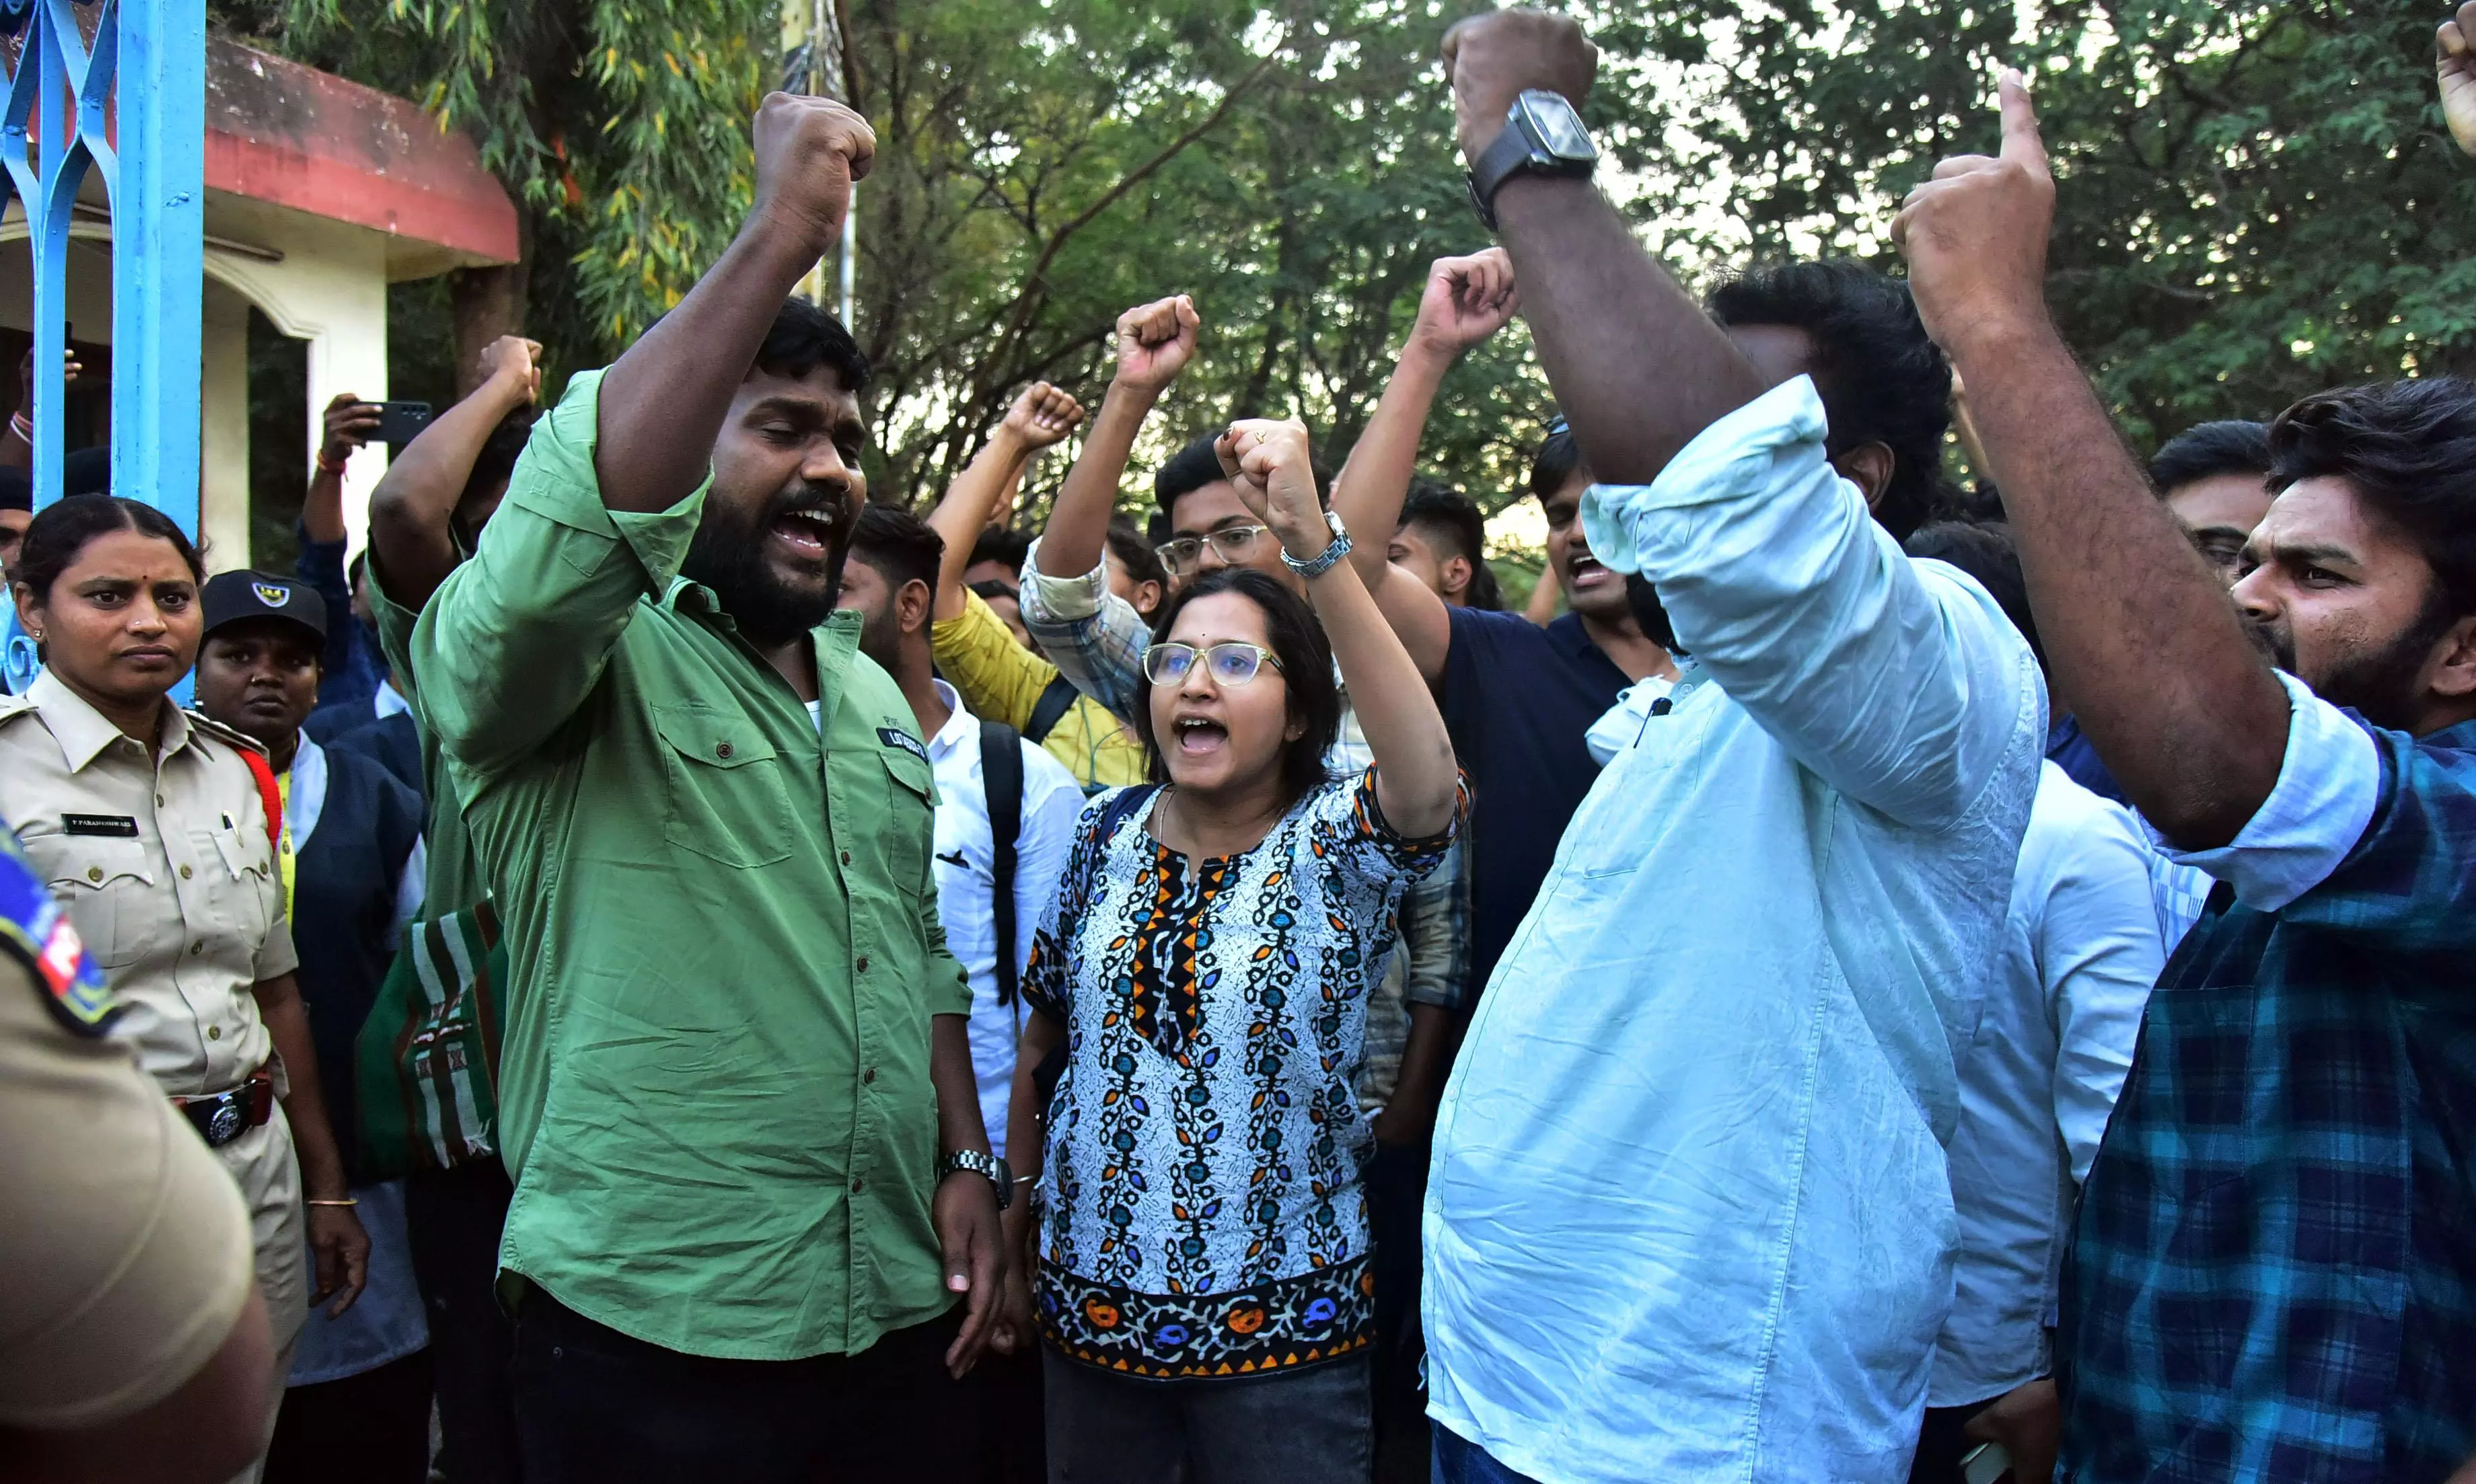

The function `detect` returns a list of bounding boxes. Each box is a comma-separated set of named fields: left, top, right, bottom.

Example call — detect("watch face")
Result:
left=1520, top=90, right=1597, bottom=163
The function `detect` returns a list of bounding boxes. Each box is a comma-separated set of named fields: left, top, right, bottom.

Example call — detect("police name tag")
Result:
left=61, top=813, right=139, bottom=837
left=876, top=727, right=928, bottom=763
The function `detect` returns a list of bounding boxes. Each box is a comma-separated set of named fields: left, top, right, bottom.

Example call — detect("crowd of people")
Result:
left=6, top=7, right=2476, bottom=1484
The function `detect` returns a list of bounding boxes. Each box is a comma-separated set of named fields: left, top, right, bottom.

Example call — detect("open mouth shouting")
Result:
left=768, top=500, right=843, bottom=560
left=1172, top=714, right=1229, bottom=755
left=1566, top=550, right=1616, bottom=595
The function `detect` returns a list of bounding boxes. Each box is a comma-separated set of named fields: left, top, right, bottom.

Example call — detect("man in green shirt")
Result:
left=376, top=93, right=1004, bottom=1483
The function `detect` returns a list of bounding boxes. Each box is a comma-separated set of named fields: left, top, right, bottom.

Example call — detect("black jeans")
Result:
left=406, top=1161, right=521, bottom=1484
left=1043, top=1348, right=1371, bottom=1484
left=263, top=1349, right=435, bottom=1484
left=1370, top=1138, right=1434, bottom=1484
left=512, top=1287, right=974, bottom=1484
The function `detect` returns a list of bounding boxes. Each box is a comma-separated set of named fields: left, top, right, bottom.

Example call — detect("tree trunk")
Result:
left=447, top=210, right=534, bottom=397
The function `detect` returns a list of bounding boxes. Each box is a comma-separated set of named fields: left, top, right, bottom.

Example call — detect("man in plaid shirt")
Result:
left=1899, top=71, right=2476, bottom=1483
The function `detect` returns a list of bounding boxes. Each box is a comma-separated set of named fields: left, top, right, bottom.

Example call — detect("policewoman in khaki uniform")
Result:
left=1, top=495, right=368, bottom=1482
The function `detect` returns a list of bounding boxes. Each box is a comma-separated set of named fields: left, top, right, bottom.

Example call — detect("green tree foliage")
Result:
left=1597, top=0, right=2476, bottom=449
left=223, top=0, right=776, bottom=383
left=847, top=0, right=1566, bottom=517
left=218, top=0, right=2473, bottom=520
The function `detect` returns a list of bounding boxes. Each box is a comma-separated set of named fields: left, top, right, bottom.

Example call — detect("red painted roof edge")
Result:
left=204, top=38, right=519, bottom=266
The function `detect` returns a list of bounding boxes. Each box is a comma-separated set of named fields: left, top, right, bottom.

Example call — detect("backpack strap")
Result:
left=1022, top=674, right=1081, bottom=745
left=236, top=745, right=284, bottom=857
left=981, top=718, right=1026, bottom=1006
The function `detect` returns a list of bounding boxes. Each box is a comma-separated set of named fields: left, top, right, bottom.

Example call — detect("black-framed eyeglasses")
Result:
left=1154, top=525, right=1270, bottom=576
left=1141, top=640, right=1284, bottom=688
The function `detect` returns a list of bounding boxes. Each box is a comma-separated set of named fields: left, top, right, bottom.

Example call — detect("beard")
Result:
left=680, top=484, right=852, bottom=647
left=2259, top=595, right=2456, bottom=733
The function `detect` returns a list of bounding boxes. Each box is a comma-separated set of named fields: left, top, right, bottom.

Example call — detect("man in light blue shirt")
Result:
left=1422, top=15, right=2044, bottom=1483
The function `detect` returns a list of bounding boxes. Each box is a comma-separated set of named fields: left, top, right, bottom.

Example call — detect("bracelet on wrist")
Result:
left=314, top=449, right=350, bottom=476
left=303, top=1197, right=358, bottom=1208
left=9, top=411, right=31, bottom=443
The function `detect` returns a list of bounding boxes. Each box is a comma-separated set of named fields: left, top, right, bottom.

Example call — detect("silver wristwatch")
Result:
left=936, top=1148, right=1013, bottom=1210
left=1280, top=510, right=1352, bottom=579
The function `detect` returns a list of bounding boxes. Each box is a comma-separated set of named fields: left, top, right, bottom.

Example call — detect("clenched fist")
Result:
left=1409, top=248, right=1520, bottom=361
left=1113, top=295, right=1202, bottom=395
left=2442, top=3, right=2476, bottom=158
left=1000, top=381, right=1086, bottom=452
left=1891, top=70, right=2055, bottom=361
left=751, top=91, right=877, bottom=256
left=1441, top=9, right=1597, bottom=163
left=1214, top=419, right=1323, bottom=558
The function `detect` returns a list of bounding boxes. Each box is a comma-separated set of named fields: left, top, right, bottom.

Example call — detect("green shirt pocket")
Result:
left=653, top=704, right=795, bottom=868
left=876, top=747, right=935, bottom=891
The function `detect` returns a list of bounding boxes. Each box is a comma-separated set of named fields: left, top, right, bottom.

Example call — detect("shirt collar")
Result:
left=374, top=678, right=410, bottom=719
left=927, top=679, right=974, bottom=759
left=27, top=669, right=193, bottom=772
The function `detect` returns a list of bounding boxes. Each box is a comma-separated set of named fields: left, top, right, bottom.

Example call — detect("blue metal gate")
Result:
left=1, top=0, right=204, bottom=694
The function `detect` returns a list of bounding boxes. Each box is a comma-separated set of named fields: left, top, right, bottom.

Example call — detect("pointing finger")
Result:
left=1996, top=68, right=2046, bottom=173
left=1931, top=153, right=1998, bottom=180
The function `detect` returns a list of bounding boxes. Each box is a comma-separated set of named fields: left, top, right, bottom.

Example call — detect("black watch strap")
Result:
left=1465, top=95, right=1597, bottom=232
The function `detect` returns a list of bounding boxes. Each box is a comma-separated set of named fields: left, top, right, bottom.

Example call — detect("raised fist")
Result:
left=1410, top=248, right=1519, bottom=360
left=1891, top=71, right=2055, bottom=361
left=2442, top=3, right=2476, bottom=158
left=478, top=335, right=545, bottom=404
left=1214, top=418, right=1321, bottom=553
left=751, top=91, right=877, bottom=255
left=1441, top=9, right=1597, bottom=163
left=1001, top=381, right=1085, bottom=451
left=1113, top=295, right=1201, bottom=394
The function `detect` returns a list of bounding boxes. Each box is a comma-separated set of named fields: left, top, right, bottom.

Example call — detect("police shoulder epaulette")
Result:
left=181, top=708, right=269, bottom=757
left=0, top=835, right=120, bottom=1036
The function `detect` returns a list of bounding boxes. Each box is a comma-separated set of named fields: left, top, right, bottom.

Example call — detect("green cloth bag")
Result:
left=354, top=899, right=508, bottom=1177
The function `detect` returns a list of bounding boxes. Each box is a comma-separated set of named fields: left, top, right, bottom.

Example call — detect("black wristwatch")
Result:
left=1465, top=89, right=1599, bottom=231
left=937, top=1148, right=1014, bottom=1210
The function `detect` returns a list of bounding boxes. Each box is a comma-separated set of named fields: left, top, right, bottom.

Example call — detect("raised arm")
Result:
left=1225, top=419, right=1458, bottom=836
left=416, top=96, right=875, bottom=770
left=591, top=94, right=874, bottom=513
left=1893, top=77, right=2286, bottom=847
left=2442, top=3, right=2476, bottom=159
left=297, top=394, right=380, bottom=685
left=928, top=382, right=1083, bottom=622
left=1031, top=296, right=1196, bottom=581
left=1329, top=249, right=1518, bottom=683
left=365, top=337, right=541, bottom=610
left=1441, top=11, right=1763, bottom=486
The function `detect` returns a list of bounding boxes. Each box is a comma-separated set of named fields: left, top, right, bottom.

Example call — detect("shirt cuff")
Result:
left=505, top=367, right=709, bottom=595
left=1019, top=537, right=1110, bottom=624
left=1578, top=376, right=1829, bottom=577
left=2146, top=670, right=2380, bottom=913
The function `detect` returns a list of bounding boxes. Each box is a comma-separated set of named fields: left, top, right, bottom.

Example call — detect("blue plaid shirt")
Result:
left=2060, top=674, right=2476, bottom=1483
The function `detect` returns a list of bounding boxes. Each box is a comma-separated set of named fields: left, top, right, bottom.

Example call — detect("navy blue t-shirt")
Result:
left=1441, top=607, right=1634, bottom=994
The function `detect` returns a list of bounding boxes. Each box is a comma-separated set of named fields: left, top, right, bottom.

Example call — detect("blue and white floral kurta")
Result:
left=1022, top=771, right=1459, bottom=1378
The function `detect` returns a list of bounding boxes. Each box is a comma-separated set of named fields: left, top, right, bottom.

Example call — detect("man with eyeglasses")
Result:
left=1019, top=293, right=1473, bottom=1482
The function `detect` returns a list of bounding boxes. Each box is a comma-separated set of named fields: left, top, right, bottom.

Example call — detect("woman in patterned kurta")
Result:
left=996, top=419, right=1464, bottom=1484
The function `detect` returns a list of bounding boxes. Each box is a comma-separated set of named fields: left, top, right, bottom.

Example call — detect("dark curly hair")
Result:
left=1133, top=566, right=1337, bottom=809
left=2267, top=378, right=2476, bottom=622
left=1706, top=260, right=1954, bottom=542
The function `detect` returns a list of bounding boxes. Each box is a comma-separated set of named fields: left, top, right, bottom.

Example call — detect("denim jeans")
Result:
left=1043, top=1348, right=1371, bottom=1484
left=1431, top=1423, right=1545, bottom=1484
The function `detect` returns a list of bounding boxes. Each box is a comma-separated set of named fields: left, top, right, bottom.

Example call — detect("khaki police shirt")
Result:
left=0, top=924, right=256, bottom=1428
left=0, top=672, right=298, bottom=1097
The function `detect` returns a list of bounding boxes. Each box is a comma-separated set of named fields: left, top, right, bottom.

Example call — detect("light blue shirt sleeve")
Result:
left=2043, top=795, right=2165, bottom=1185
left=1017, top=538, right=1151, bottom=722
left=2145, top=669, right=2380, bottom=914
left=1582, top=376, right=2042, bottom=831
